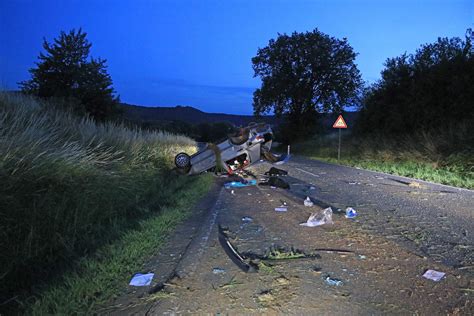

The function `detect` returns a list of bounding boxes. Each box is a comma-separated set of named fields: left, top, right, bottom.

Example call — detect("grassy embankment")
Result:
left=0, top=92, right=213, bottom=314
left=294, top=130, right=473, bottom=189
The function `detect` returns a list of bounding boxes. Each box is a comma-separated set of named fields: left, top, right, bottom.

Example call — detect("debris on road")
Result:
left=129, top=273, right=154, bottom=286
left=242, top=216, right=253, bottom=222
left=345, top=207, right=358, bottom=218
left=259, top=176, right=290, bottom=189
left=265, top=167, right=288, bottom=176
left=217, top=225, right=259, bottom=273
left=275, top=206, right=288, bottom=212
left=224, top=179, right=257, bottom=188
left=274, top=153, right=291, bottom=165
left=212, top=267, right=226, bottom=274
left=304, top=196, right=314, bottom=207
left=300, top=207, right=334, bottom=227
left=324, top=276, right=343, bottom=286
left=313, top=248, right=355, bottom=255
left=409, top=181, right=422, bottom=188
left=422, top=269, right=446, bottom=281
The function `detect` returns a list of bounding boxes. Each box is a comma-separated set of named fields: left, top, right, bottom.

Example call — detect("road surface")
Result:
left=106, top=156, right=473, bottom=315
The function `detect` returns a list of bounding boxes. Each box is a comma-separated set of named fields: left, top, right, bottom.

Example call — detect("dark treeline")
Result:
left=356, top=33, right=473, bottom=138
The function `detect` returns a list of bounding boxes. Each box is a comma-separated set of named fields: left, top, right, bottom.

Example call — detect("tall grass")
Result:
left=0, top=92, right=198, bottom=308
left=294, top=128, right=474, bottom=189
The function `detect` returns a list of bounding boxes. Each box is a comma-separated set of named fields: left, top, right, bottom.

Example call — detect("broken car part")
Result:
left=217, top=225, right=258, bottom=273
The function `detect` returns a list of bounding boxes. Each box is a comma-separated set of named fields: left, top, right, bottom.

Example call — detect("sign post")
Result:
left=332, top=114, right=348, bottom=161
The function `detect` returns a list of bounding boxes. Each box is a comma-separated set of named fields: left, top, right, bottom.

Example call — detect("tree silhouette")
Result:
left=20, top=29, right=120, bottom=121
left=357, top=34, right=473, bottom=136
left=252, top=29, right=362, bottom=141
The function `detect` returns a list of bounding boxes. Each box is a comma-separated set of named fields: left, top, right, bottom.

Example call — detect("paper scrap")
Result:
left=129, top=273, right=154, bottom=286
left=422, top=269, right=445, bottom=281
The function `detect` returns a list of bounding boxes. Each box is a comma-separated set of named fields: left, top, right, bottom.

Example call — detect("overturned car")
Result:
left=175, top=123, right=277, bottom=175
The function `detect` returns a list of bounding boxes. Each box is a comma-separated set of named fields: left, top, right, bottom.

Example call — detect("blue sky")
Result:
left=0, top=0, right=472, bottom=114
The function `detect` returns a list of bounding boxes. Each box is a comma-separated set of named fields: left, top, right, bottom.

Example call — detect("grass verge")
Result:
left=26, top=174, right=213, bottom=315
left=0, top=91, right=206, bottom=312
left=293, top=132, right=473, bottom=189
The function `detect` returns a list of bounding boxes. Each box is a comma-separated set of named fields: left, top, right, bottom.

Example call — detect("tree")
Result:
left=252, top=29, right=362, bottom=141
left=356, top=34, right=473, bottom=137
left=19, top=29, right=119, bottom=121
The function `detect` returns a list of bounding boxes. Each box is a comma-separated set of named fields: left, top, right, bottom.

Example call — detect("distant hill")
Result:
left=121, top=103, right=278, bottom=126
left=121, top=103, right=358, bottom=129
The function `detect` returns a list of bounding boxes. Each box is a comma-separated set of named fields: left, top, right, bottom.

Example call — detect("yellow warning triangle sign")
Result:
left=332, top=115, right=348, bottom=128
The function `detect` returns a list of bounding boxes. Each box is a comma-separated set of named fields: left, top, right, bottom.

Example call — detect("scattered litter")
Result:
left=274, top=154, right=290, bottom=165
left=349, top=182, right=357, bottom=185
left=280, top=199, right=287, bottom=206
left=274, top=146, right=291, bottom=165
left=345, top=207, right=358, bottom=219
left=270, top=186, right=277, bottom=189
left=231, top=190, right=235, bottom=195
left=358, top=255, right=367, bottom=260
left=324, top=276, right=343, bottom=286
left=212, top=267, right=226, bottom=274
left=422, top=269, right=445, bottom=281
left=300, top=207, right=333, bottom=227
left=247, top=193, right=252, bottom=196
left=304, top=197, right=314, bottom=207
left=312, top=266, right=322, bottom=274
left=275, top=207, right=288, bottom=212
left=409, top=181, right=422, bottom=188
left=129, top=273, right=154, bottom=286
left=242, top=216, right=253, bottom=222
left=309, top=186, right=316, bottom=190
left=224, top=179, right=257, bottom=188
left=259, top=176, right=290, bottom=189
left=265, top=167, right=288, bottom=176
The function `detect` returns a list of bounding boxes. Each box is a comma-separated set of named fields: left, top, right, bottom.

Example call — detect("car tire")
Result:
left=175, top=152, right=191, bottom=169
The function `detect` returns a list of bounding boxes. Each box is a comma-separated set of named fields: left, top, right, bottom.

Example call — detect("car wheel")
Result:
left=175, top=152, right=191, bottom=169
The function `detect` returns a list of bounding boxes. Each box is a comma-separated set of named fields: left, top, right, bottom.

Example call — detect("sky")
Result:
left=0, top=0, right=472, bottom=114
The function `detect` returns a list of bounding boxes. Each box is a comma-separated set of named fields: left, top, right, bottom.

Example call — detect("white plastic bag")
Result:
left=300, top=207, right=333, bottom=227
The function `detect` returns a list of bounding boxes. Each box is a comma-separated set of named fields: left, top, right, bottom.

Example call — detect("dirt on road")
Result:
left=105, top=158, right=473, bottom=315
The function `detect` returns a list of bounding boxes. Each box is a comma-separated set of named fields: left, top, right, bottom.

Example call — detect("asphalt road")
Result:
left=107, top=156, right=473, bottom=315
left=287, top=156, right=474, bottom=269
